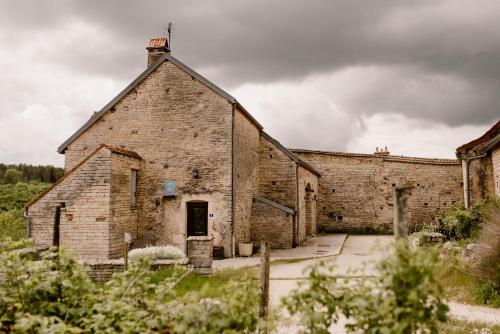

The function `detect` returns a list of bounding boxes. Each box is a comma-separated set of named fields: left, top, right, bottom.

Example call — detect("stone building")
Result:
left=26, top=37, right=471, bottom=259
left=26, top=38, right=320, bottom=259
left=456, top=120, right=500, bottom=207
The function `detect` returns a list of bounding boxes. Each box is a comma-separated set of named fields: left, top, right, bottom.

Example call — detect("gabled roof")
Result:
left=253, top=195, right=295, bottom=215
left=291, top=148, right=460, bottom=165
left=58, top=53, right=263, bottom=153
left=456, top=120, right=500, bottom=155
left=261, top=132, right=322, bottom=177
left=27, top=144, right=141, bottom=208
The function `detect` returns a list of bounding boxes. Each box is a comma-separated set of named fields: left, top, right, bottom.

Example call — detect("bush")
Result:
left=129, top=245, right=186, bottom=260
left=472, top=206, right=500, bottom=306
left=0, top=209, right=26, bottom=241
left=0, top=240, right=259, bottom=333
left=0, top=182, right=50, bottom=211
left=436, top=203, right=482, bottom=240
left=283, top=240, right=448, bottom=334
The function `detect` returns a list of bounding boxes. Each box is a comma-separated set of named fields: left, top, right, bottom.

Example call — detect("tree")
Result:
left=3, top=169, right=22, bottom=184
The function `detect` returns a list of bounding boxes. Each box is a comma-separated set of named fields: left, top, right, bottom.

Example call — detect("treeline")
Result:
left=0, top=163, right=64, bottom=184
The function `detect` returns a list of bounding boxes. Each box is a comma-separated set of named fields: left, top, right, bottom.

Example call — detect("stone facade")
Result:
left=27, top=145, right=141, bottom=259
left=293, top=150, right=463, bottom=233
left=251, top=199, right=293, bottom=248
left=62, top=60, right=234, bottom=257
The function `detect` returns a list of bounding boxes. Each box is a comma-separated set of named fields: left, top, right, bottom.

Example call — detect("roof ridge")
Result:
left=291, top=148, right=460, bottom=165
left=261, top=132, right=321, bottom=177
left=456, top=119, right=500, bottom=154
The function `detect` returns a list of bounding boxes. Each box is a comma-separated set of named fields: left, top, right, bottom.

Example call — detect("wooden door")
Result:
left=187, top=202, right=208, bottom=236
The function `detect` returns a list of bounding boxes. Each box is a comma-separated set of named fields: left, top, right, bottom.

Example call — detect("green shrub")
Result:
left=0, top=209, right=26, bottom=241
left=283, top=240, right=448, bottom=334
left=436, top=203, right=482, bottom=240
left=0, top=182, right=50, bottom=212
left=0, top=240, right=260, bottom=333
left=474, top=283, right=500, bottom=307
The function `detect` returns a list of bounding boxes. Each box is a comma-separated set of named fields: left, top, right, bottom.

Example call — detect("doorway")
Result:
left=305, top=183, right=314, bottom=237
left=187, top=202, right=208, bottom=236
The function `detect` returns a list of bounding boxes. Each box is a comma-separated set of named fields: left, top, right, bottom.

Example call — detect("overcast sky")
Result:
left=0, top=0, right=499, bottom=166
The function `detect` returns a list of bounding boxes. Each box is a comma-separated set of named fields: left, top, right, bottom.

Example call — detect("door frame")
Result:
left=186, top=201, right=208, bottom=237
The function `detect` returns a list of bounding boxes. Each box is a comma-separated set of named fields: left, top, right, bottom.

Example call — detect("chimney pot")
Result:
left=146, top=37, right=170, bottom=67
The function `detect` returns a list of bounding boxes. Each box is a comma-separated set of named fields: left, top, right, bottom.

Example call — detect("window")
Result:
left=131, top=170, right=138, bottom=207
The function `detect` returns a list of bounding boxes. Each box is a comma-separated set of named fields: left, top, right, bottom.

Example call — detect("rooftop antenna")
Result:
left=167, top=22, right=173, bottom=50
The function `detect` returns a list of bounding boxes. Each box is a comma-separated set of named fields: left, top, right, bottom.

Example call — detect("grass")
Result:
left=148, top=266, right=259, bottom=297
left=439, top=319, right=500, bottom=334
left=433, top=247, right=500, bottom=307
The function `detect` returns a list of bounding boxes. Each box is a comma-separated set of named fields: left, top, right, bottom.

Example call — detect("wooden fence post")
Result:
left=394, top=188, right=409, bottom=239
left=259, top=241, right=270, bottom=330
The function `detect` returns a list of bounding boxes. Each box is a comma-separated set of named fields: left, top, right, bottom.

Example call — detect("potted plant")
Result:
left=238, top=242, right=253, bottom=257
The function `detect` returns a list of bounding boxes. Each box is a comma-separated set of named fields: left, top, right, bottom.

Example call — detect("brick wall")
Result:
left=63, top=61, right=233, bottom=257
left=109, top=154, right=141, bottom=258
left=293, top=151, right=463, bottom=233
left=251, top=201, right=293, bottom=248
left=233, top=109, right=260, bottom=248
left=28, top=147, right=112, bottom=259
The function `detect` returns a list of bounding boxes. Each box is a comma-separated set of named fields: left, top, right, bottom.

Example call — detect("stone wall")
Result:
left=493, top=147, right=500, bottom=196
left=27, top=147, right=112, bottom=259
left=297, top=166, right=319, bottom=244
left=251, top=200, right=293, bottom=248
left=109, top=154, right=141, bottom=258
left=293, top=150, right=463, bottom=233
left=233, top=108, right=260, bottom=249
left=257, top=136, right=297, bottom=209
left=63, top=61, right=233, bottom=257
left=469, top=155, right=495, bottom=205
left=187, top=236, right=213, bottom=275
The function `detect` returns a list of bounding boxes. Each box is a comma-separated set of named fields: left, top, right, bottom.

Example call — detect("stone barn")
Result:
left=26, top=37, right=320, bottom=259
left=26, top=36, right=476, bottom=259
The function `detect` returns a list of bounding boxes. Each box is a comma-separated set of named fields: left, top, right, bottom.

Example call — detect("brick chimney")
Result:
left=146, top=37, right=170, bottom=67
left=374, top=146, right=390, bottom=157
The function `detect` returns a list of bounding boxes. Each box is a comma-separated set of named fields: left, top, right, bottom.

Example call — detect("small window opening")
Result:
left=269, top=154, right=273, bottom=158
left=271, top=181, right=277, bottom=185
left=424, top=202, right=428, bottom=206
left=337, top=215, right=343, bottom=222
left=392, top=183, right=396, bottom=187
left=131, top=170, right=138, bottom=207
left=332, top=188, right=336, bottom=193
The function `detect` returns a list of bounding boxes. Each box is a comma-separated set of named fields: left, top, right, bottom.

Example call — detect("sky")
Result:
left=0, top=0, right=499, bottom=167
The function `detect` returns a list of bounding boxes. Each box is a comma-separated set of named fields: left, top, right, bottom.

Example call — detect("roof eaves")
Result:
left=253, top=195, right=295, bottom=215
left=456, top=120, right=500, bottom=154
left=262, top=132, right=321, bottom=177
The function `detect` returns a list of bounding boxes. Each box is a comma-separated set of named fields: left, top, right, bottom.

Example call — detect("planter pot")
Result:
left=238, top=243, right=253, bottom=257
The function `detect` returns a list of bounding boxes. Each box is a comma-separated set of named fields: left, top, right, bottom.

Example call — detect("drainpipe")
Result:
left=294, top=164, right=299, bottom=247
left=230, top=103, right=235, bottom=257
left=463, top=153, right=487, bottom=208
left=24, top=207, right=31, bottom=238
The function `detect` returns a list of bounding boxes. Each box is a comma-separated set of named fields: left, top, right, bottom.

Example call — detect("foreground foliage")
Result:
left=283, top=240, right=448, bottom=334
left=0, top=182, right=50, bottom=241
left=0, top=240, right=259, bottom=333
